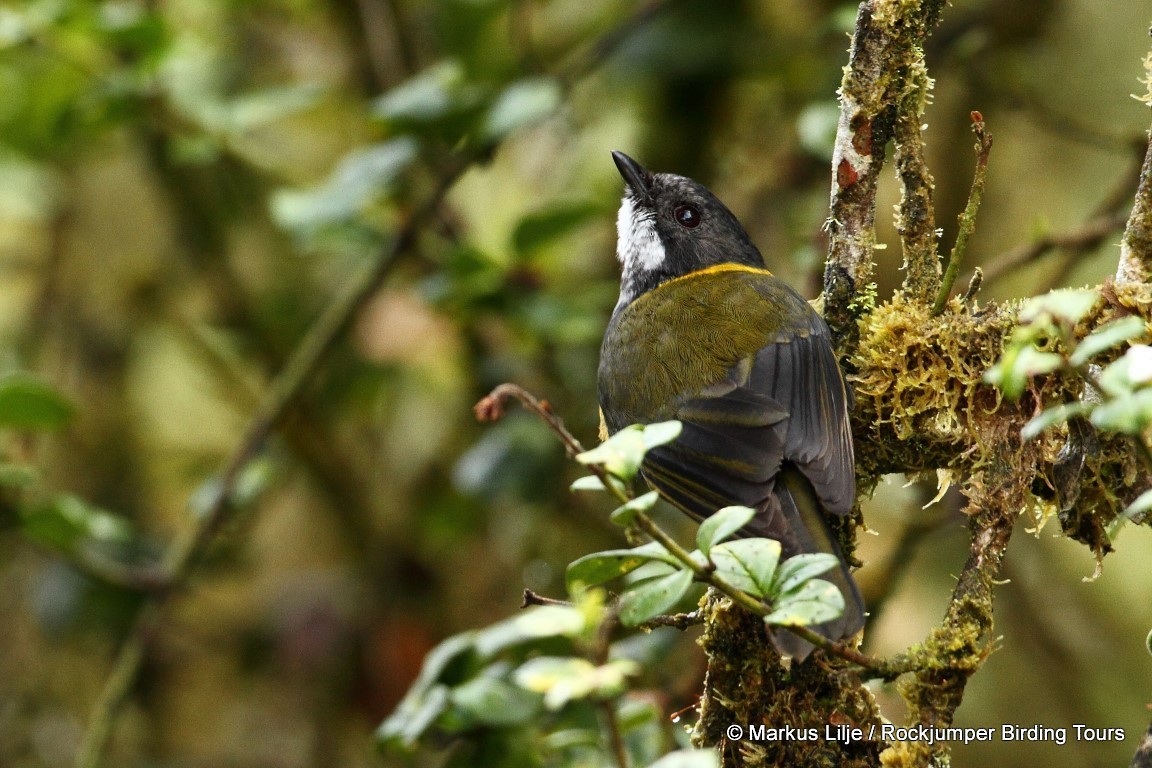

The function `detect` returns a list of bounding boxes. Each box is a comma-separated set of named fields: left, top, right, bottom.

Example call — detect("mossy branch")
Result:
left=823, top=0, right=947, bottom=345
left=1117, top=47, right=1152, bottom=284
left=894, top=64, right=941, bottom=304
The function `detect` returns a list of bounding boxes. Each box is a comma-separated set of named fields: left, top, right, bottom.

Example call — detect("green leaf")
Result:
left=473, top=605, right=587, bottom=658
left=1089, top=389, right=1152, bottom=434
left=575, top=422, right=683, bottom=482
left=376, top=683, right=450, bottom=751
left=609, top=491, right=660, bottom=527
left=372, top=61, right=483, bottom=130
left=21, top=495, right=131, bottom=552
left=648, top=749, right=722, bottom=768
left=1099, top=354, right=1136, bottom=397
left=512, top=202, right=602, bottom=257
left=514, top=657, right=638, bottom=710
left=642, top=420, right=683, bottom=450
left=480, top=77, right=561, bottom=142
left=984, top=346, right=1063, bottom=400
left=696, top=506, right=756, bottom=556
left=450, top=676, right=542, bottom=727
left=770, top=553, right=838, bottom=597
left=1126, top=345, right=1152, bottom=385
left=376, top=631, right=476, bottom=750
left=575, top=425, right=646, bottom=481
left=216, top=85, right=322, bottom=133
left=1070, top=316, right=1147, bottom=367
left=1020, top=288, right=1099, bottom=324
left=566, top=542, right=677, bottom=592
left=709, top=538, right=781, bottom=598
left=270, top=138, right=418, bottom=233
left=617, top=568, right=694, bottom=626
left=1021, top=401, right=1091, bottom=441
left=764, top=578, right=845, bottom=627
left=624, top=559, right=677, bottom=583
left=0, top=372, right=74, bottom=430
left=569, top=475, right=606, bottom=492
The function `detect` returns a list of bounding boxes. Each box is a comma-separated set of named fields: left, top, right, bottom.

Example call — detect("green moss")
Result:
left=693, top=593, right=883, bottom=768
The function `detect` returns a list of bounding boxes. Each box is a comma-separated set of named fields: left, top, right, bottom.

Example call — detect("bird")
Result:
left=597, top=150, right=865, bottom=657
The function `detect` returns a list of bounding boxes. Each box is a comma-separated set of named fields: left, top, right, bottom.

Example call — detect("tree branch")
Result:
left=893, top=66, right=940, bottom=304
left=823, top=0, right=947, bottom=344
left=933, top=112, right=992, bottom=314
left=1118, top=42, right=1152, bottom=283
left=1118, top=118, right=1152, bottom=283
left=882, top=455, right=1018, bottom=766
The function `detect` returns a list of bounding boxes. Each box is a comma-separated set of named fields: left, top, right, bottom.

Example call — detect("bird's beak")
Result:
left=611, top=151, right=653, bottom=202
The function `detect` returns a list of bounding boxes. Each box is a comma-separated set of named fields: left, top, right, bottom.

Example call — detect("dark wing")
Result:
left=641, top=328, right=855, bottom=537
left=639, top=327, right=864, bottom=652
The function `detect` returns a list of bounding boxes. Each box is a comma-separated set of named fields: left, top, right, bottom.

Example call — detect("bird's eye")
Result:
left=673, top=204, right=701, bottom=229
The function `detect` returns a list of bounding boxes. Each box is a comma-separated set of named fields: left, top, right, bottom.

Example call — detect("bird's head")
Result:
left=610, top=151, right=765, bottom=310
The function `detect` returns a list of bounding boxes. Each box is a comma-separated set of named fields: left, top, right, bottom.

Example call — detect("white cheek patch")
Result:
left=616, top=196, right=666, bottom=272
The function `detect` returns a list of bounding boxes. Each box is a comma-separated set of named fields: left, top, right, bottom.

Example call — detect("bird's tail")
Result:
left=757, top=466, right=865, bottom=660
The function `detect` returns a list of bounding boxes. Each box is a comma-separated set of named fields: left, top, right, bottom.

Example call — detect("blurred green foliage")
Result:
left=1, top=0, right=1151, bottom=767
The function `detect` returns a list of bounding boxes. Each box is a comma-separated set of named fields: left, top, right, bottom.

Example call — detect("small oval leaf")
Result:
left=566, top=543, right=676, bottom=592
left=1020, top=288, right=1099, bottom=324
left=618, top=568, right=694, bottom=626
left=1070, top=316, right=1147, bottom=367
left=609, top=491, right=661, bottom=527
left=696, top=506, right=756, bottom=555
left=1021, top=401, right=1090, bottom=441
left=0, top=373, right=74, bottom=431
left=710, top=538, right=781, bottom=598
left=450, top=676, right=541, bottom=727
left=770, top=553, right=839, bottom=598
left=570, top=475, right=606, bottom=492
left=642, top=420, right=683, bottom=450
left=576, top=425, right=647, bottom=481
left=764, top=578, right=845, bottom=627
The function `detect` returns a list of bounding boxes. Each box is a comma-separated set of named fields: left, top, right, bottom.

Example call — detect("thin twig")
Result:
left=522, top=588, right=573, bottom=608
left=893, top=82, right=940, bottom=304
left=639, top=611, right=701, bottom=631
left=933, top=112, right=993, bottom=315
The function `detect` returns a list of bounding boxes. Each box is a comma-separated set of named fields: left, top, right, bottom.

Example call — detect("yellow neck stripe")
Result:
left=662, top=263, right=774, bottom=290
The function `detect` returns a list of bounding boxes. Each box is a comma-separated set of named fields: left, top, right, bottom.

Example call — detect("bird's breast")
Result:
left=597, top=265, right=818, bottom=433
